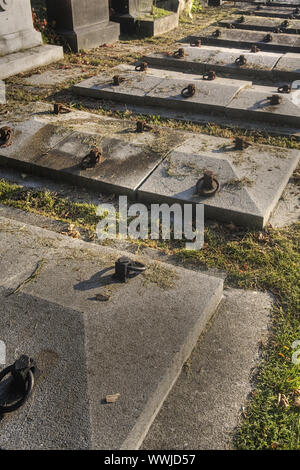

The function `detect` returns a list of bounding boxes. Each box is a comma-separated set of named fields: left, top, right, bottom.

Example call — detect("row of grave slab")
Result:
left=0, top=104, right=298, bottom=229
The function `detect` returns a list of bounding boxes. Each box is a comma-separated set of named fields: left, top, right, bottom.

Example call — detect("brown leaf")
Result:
left=106, top=393, right=120, bottom=403
left=61, top=224, right=81, bottom=239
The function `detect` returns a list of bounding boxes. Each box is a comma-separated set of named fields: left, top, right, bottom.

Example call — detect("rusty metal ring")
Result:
left=203, top=71, right=216, bottom=81
left=267, top=94, right=282, bottom=105
left=181, top=84, right=196, bottom=98
left=135, top=62, right=148, bottom=72
left=127, top=261, right=147, bottom=273
left=173, top=48, right=185, bottom=58
left=235, top=55, right=247, bottom=66
left=277, top=85, right=291, bottom=94
left=196, top=176, right=220, bottom=197
left=0, top=126, right=13, bottom=148
left=136, top=121, right=152, bottom=133
left=0, top=366, right=34, bottom=414
left=264, top=34, right=273, bottom=42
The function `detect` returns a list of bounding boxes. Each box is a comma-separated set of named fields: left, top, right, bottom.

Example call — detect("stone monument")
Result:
left=110, top=0, right=179, bottom=36
left=0, top=0, right=63, bottom=80
left=46, top=0, right=120, bottom=52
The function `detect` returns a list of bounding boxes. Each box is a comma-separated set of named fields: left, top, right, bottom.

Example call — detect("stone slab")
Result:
left=145, top=46, right=289, bottom=80
left=137, top=133, right=300, bottom=228
left=238, top=6, right=300, bottom=18
left=73, top=66, right=300, bottom=127
left=0, top=217, right=223, bottom=450
left=24, top=68, right=84, bottom=86
left=192, top=27, right=300, bottom=53
left=143, top=288, right=272, bottom=450
left=228, top=84, right=300, bottom=126
left=0, top=45, right=64, bottom=80
left=73, top=66, right=252, bottom=115
left=274, top=51, right=300, bottom=75
left=0, top=111, right=186, bottom=197
left=219, top=15, right=300, bottom=34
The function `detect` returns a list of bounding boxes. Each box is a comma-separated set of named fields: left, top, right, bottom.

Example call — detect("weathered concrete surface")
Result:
left=192, top=27, right=300, bottom=53
left=0, top=216, right=223, bottom=449
left=73, top=65, right=251, bottom=115
left=137, top=133, right=300, bottom=228
left=145, top=46, right=297, bottom=80
left=269, top=171, right=300, bottom=227
left=219, top=15, right=300, bottom=34
left=142, top=288, right=272, bottom=450
left=274, top=52, right=300, bottom=75
left=73, top=66, right=300, bottom=127
left=228, top=84, right=300, bottom=127
left=0, top=45, right=64, bottom=80
left=24, top=68, right=84, bottom=86
left=0, top=109, right=185, bottom=197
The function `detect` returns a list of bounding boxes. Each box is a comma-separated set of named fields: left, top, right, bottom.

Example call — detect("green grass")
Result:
left=0, top=178, right=299, bottom=449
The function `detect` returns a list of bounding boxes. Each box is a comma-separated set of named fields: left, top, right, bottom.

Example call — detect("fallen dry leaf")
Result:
left=61, top=224, right=81, bottom=239
left=106, top=393, right=120, bottom=404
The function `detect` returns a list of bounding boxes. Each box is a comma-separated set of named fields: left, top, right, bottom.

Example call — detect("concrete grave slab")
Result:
left=145, top=46, right=289, bottom=80
left=238, top=6, right=300, bottom=19
left=137, top=133, right=299, bottom=228
left=192, top=27, right=300, bottom=53
left=0, top=112, right=185, bottom=197
left=0, top=217, right=223, bottom=449
left=143, top=288, right=272, bottom=450
left=24, top=68, right=84, bottom=86
left=74, top=66, right=300, bottom=127
left=0, top=45, right=64, bottom=81
left=228, top=84, right=300, bottom=127
left=219, top=15, right=300, bottom=34
left=73, top=65, right=252, bottom=116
